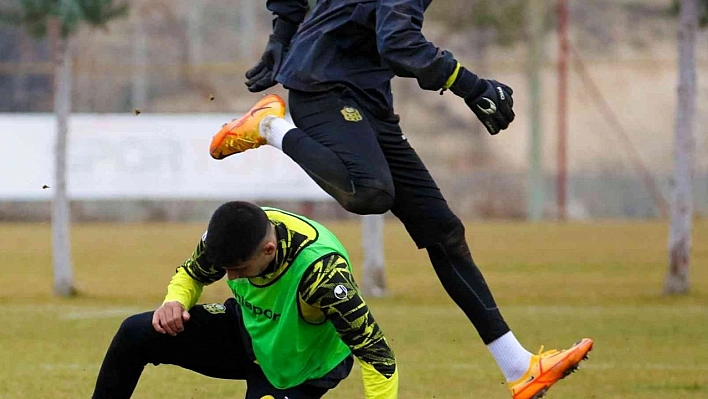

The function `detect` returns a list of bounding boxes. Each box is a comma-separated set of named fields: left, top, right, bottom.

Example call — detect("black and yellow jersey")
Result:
left=163, top=207, right=397, bottom=398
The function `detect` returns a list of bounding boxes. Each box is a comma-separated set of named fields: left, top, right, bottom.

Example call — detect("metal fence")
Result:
left=1, top=1, right=707, bottom=220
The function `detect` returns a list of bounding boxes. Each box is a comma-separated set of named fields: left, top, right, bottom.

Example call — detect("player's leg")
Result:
left=373, top=114, right=593, bottom=398
left=282, top=89, right=397, bottom=215
left=372, top=112, right=512, bottom=343
left=91, top=300, right=255, bottom=399
left=209, top=90, right=395, bottom=215
left=244, top=367, right=340, bottom=399
left=244, top=380, right=327, bottom=399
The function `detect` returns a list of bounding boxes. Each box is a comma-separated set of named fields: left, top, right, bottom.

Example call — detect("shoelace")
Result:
left=533, top=346, right=563, bottom=375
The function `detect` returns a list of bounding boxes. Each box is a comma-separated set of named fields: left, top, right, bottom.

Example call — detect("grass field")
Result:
left=1, top=219, right=707, bottom=399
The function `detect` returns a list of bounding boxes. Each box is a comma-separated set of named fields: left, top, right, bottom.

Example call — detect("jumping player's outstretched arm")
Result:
left=376, top=0, right=515, bottom=134
left=299, top=254, right=398, bottom=399
left=376, top=0, right=456, bottom=90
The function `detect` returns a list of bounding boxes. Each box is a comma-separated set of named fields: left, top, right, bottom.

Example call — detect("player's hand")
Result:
left=245, top=35, right=287, bottom=92
left=152, top=301, right=191, bottom=336
left=449, top=66, right=515, bottom=135
left=465, top=79, right=515, bottom=135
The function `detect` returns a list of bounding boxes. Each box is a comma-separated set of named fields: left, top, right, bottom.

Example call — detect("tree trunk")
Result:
left=665, top=0, right=697, bottom=295
left=557, top=0, right=569, bottom=221
left=239, top=0, right=256, bottom=59
left=131, top=11, right=148, bottom=110
left=13, top=30, right=31, bottom=111
left=49, top=19, right=75, bottom=297
left=526, top=0, right=545, bottom=221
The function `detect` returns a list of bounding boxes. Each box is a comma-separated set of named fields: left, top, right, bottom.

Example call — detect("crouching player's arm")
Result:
left=299, top=254, right=398, bottom=399
left=154, top=233, right=226, bottom=335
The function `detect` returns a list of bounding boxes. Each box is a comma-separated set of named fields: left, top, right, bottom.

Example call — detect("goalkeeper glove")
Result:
left=449, top=66, right=515, bottom=135
left=245, top=18, right=299, bottom=92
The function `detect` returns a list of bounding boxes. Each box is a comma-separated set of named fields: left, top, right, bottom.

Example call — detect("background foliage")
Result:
left=5, top=0, right=127, bottom=37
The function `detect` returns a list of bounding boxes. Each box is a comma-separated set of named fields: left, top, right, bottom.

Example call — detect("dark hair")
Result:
left=205, top=201, right=270, bottom=268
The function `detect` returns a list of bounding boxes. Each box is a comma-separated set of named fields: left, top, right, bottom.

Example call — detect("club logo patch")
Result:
left=202, top=303, right=226, bottom=314
left=341, top=106, right=363, bottom=122
left=333, top=284, right=348, bottom=299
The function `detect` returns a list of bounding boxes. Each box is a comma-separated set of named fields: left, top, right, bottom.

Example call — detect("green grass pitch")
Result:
left=1, top=219, right=706, bottom=398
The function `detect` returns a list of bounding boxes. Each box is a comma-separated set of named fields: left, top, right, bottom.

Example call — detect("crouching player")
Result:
left=91, top=201, right=397, bottom=399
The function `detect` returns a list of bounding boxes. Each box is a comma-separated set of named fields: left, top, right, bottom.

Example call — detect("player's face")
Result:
left=224, top=249, right=273, bottom=279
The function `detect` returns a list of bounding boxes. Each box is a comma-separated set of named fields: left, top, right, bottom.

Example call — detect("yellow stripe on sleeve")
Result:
left=442, top=62, right=462, bottom=90
left=163, top=267, right=204, bottom=310
left=359, top=358, right=398, bottom=399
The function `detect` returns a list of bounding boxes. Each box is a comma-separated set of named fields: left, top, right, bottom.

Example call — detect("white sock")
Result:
left=487, top=331, right=534, bottom=382
left=260, top=115, right=295, bottom=151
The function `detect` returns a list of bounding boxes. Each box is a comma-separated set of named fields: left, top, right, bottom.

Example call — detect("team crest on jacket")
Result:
left=340, top=106, right=362, bottom=122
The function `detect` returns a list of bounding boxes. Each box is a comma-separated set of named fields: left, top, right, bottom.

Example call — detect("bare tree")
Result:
left=666, top=0, right=698, bottom=295
left=48, top=18, right=74, bottom=296
left=526, top=0, right=546, bottom=221
left=10, top=0, right=128, bottom=296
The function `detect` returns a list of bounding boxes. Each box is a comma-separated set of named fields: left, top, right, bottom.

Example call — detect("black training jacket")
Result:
left=267, top=0, right=459, bottom=113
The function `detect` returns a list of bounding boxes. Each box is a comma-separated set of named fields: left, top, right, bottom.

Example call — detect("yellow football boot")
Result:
left=508, top=338, right=593, bottom=399
left=210, top=94, right=286, bottom=159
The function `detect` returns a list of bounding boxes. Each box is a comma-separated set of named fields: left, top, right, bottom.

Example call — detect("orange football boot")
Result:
left=508, top=338, right=593, bottom=399
left=210, top=94, right=286, bottom=159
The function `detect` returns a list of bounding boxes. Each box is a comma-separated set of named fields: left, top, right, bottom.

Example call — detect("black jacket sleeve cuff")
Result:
left=449, top=67, right=481, bottom=99
left=272, top=17, right=300, bottom=44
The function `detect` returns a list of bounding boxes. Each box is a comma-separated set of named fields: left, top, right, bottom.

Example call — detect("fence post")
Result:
left=361, top=214, right=386, bottom=297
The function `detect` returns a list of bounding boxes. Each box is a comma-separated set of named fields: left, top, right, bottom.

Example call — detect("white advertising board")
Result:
left=0, top=114, right=331, bottom=201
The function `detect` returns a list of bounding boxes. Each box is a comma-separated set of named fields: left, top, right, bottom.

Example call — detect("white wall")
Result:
left=0, top=114, right=331, bottom=201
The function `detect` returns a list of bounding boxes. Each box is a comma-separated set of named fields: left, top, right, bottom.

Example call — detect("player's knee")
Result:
left=423, top=216, right=469, bottom=254
left=116, top=312, right=155, bottom=344
left=442, top=217, right=466, bottom=246
left=340, top=186, right=394, bottom=215
left=439, top=218, right=477, bottom=265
